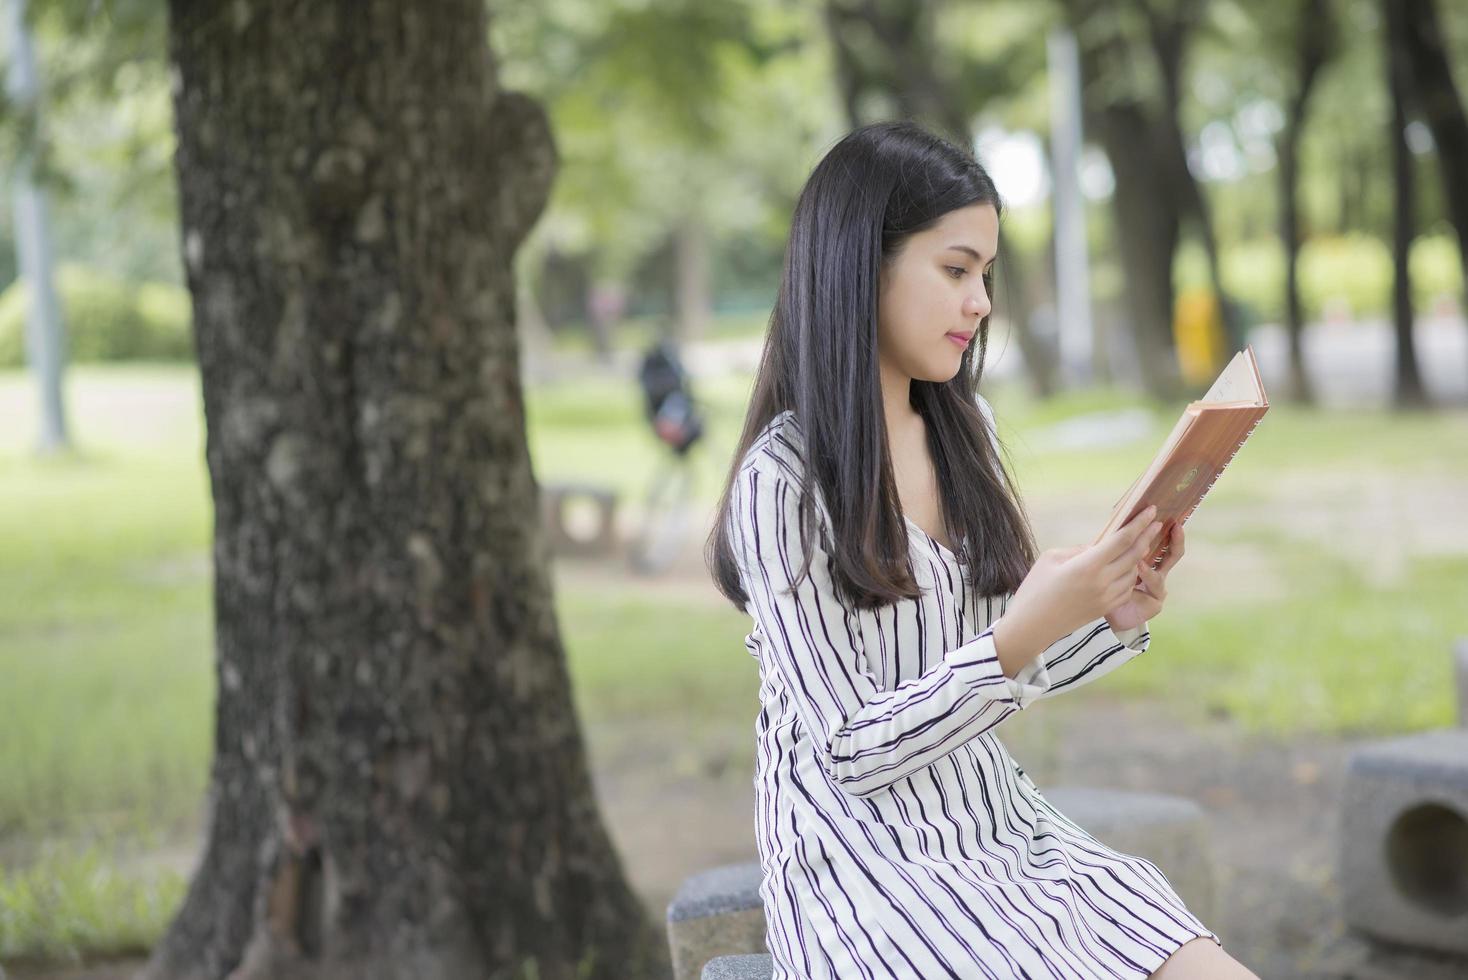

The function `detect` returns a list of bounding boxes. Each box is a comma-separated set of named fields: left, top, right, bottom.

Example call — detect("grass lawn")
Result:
left=2, top=359, right=1466, bottom=962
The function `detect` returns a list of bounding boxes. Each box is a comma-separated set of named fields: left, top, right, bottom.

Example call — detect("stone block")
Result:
left=667, top=861, right=766, bottom=980
left=1340, top=729, right=1468, bottom=956
left=1044, top=786, right=1218, bottom=927
left=700, top=953, right=774, bottom=980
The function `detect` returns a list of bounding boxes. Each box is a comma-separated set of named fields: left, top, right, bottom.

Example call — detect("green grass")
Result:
left=0, top=839, right=186, bottom=964
left=1, top=360, right=1466, bottom=963
left=1100, top=546, right=1468, bottom=736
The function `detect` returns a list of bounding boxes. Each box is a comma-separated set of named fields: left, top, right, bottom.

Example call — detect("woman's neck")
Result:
left=879, top=358, right=922, bottom=449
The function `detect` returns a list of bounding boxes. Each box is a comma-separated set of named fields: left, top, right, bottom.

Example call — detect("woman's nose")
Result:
left=964, top=289, right=991, bottom=319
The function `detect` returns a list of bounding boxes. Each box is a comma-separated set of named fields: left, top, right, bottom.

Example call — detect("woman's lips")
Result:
left=945, top=332, right=971, bottom=349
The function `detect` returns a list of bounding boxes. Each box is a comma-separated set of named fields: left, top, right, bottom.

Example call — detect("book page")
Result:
left=1200, top=346, right=1263, bottom=404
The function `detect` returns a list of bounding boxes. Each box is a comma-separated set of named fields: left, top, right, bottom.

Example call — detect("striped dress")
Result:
left=728, top=403, right=1221, bottom=980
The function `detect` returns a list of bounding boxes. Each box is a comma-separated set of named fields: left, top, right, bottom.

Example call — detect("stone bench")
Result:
left=1339, top=729, right=1468, bottom=957
left=667, top=862, right=765, bottom=980
left=700, top=953, right=774, bottom=980
left=1456, top=637, right=1468, bottom=727
left=668, top=786, right=1216, bottom=980
left=539, top=481, right=619, bottom=557
left=1044, top=786, right=1217, bottom=925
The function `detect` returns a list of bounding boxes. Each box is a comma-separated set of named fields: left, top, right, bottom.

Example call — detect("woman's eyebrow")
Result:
left=944, top=245, right=995, bottom=265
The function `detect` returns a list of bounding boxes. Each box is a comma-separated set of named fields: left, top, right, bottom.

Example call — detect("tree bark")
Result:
left=1383, top=0, right=1429, bottom=409
left=144, top=3, right=668, bottom=978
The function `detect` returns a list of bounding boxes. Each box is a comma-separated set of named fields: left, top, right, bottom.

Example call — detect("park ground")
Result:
left=2, top=339, right=1468, bottom=978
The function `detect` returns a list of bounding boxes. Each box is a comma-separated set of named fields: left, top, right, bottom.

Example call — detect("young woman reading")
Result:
left=705, top=121, right=1258, bottom=980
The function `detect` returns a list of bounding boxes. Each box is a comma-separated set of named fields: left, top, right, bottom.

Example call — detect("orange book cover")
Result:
left=1094, top=344, right=1270, bottom=567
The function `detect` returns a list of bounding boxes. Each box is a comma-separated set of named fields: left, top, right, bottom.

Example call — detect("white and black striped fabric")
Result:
left=727, top=402, right=1221, bottom=979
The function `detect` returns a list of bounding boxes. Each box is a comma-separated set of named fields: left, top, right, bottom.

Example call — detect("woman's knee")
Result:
left=1148, top=936, right=1260, bottom=980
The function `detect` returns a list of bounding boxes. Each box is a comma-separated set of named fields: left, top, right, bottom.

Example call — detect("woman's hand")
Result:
left=1104, top=521, right=1184, bottom=633
left=999, top=505, right=1165, bottom=656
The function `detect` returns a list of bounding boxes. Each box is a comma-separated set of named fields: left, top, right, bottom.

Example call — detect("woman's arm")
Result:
left=976, top=388, right=1151, bottom=703
left=732, top=462, right=1039, bottom=799
left=991, top=602, right=1149, bottom=704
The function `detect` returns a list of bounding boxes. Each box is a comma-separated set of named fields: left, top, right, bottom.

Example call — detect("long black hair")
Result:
left=705, top=120, right=1039, bottom=613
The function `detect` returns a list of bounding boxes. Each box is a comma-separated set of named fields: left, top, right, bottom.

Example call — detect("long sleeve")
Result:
left=995, top=605, right=1150, bottom=708
left=731, top=463, right=1036, bottom=799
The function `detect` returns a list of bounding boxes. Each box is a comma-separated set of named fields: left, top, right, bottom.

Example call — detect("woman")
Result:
left=705, top=121, right=1258, bottom=979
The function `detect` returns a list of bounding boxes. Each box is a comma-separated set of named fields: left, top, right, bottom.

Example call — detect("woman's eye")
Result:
left=946, top=266, right=966, bottom=278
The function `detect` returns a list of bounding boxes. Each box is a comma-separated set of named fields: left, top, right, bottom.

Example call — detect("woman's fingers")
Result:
left=1102, top=517, right=1164, bottom=580
left=1101, top=505, right=1158, bottom=560
left=1156, top=523, right=1185, bottom=574
left=1136, top=561, right=1167, bottom=601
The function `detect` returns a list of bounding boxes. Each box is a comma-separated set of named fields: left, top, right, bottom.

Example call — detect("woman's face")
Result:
left=876, top=202, right=998, bottom=385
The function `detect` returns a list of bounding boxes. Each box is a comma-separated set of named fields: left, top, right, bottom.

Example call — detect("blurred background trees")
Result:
left=3, top=0, right=1465, bottom=410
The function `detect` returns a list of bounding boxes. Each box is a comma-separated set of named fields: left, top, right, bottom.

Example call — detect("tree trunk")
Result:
left=996, top=239, right=1061, bottom=397
left=673, top=216, right=712, bottom=343
left=1143, top=0, right=1247, bottom=360
left=822, top=0, right=974, bottom=147
left=1275, top=0, right=1335, bottom=406
left=1091, top=102, right=1184, bottom=399
left=1059, top=0, right=1186, bottom=399
left=1383, top=0, right=1429, bottom=409
left=1398, top=0, right=1468, bottom=369
left=144, top=3, right=668, bottom=979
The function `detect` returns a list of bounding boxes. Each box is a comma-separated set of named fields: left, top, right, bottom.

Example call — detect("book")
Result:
left=1094, top=344, right=1270, bottom=568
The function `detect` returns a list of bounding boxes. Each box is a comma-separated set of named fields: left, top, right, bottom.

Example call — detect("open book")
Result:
left=1094, top=345, right=1270, bottom=568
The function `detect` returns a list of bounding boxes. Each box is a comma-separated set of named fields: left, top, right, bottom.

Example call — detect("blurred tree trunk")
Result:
left=673, top=215, right=713, bottom=343
left=585, top=279, right=625, bottom=364
left=1060, top=0, right=1186, bottom=399
left=144, top=3, right=668, bottom=979
left=1088, top=100, right=1183, bottom=397
left=823, top=0, right=973, bottom=147
left=1398, top=0, right=1468, bottom=363
left=1142, top=0, right=1247, bottom=360
left=1383, top=0, right=1429, bottom=409
left=822, top=0, right=1061, bottom=395
left=1274, top=0, right=1337, bottom=405
left=998, top=241, right=1062, bottom=397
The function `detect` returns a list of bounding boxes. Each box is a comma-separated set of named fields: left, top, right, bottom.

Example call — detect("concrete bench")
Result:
left=1044, top=786, right=1217, bottom=926
left=1339, top=729, right=1468, bottom=956
left=700, top=953, right=774, bottom=980
left=539, top=481, right=619, bottom=557
left=667, top=862, right=766, bottom=980
left=1456, top=637, right=1468, bottom=727
left=667, top=786, right=1216, bottom=980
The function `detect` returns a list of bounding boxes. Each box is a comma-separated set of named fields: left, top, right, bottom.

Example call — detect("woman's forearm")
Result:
left=990, top=611, right=1052, bottom=679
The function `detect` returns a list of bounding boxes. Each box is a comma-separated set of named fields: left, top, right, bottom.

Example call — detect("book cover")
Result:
left=1095, top=345, right=1270, bottom=567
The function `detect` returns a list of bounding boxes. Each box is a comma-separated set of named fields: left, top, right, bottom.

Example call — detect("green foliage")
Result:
left=1172, top=232, right=1463, bottom=323
left=0, top=264, right=191, bottom=366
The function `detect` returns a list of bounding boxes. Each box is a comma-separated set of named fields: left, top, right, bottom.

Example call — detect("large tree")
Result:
left=1397, top=0, right=1468, bottom=374
left=1056, top=0, right=1242, bottom=399
left=140, top=2, right=667, bottom=978
left=1261, top=0, right=1339, bottom=405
